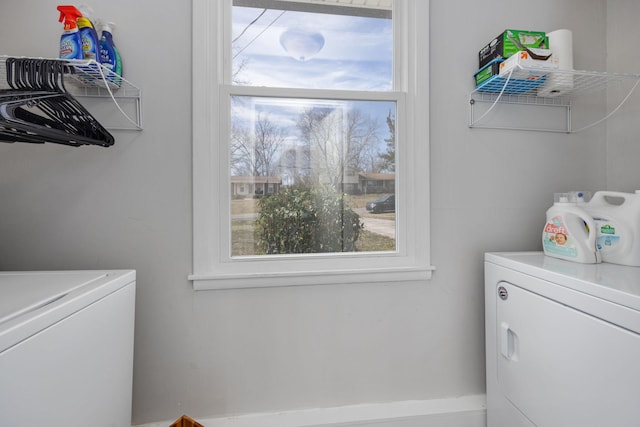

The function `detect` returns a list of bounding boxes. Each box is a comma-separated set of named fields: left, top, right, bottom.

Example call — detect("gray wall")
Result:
left=1, top=1, right=635, bottom=425
left=606, top=0, right=640, bottom=189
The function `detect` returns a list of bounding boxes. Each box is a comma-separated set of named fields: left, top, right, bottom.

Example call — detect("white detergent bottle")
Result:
left=542, top=193, right=601, bottom=264
left=583, top=190, right=640, bottom=266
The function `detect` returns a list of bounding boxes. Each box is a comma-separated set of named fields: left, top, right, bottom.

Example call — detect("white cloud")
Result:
left=232, top=6, right=392, bottom=89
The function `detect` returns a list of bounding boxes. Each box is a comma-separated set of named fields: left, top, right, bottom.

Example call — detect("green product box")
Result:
left=475, top=60, right=502, bottom=86
left=479, top=29, right=548, bottom=68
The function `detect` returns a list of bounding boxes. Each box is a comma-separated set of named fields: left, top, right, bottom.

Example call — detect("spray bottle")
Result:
left=99, top=21, right=123, bottom=85
left=57, top=5, right=84, bottom=60
left=77, top=5, right=101, bottom=62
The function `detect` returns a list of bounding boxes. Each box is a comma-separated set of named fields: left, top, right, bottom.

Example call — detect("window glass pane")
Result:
left=230, top=95, right=396, bottom=257
left=232, top=1, right=392, bottom=90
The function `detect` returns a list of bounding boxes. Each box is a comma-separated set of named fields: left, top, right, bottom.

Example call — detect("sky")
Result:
left=232, top=5, right=393, bottom=90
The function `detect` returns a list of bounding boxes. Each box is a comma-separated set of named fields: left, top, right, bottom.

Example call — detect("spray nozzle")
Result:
left=99, top=21, right=117, bottom=34
left=57, top=5, right=83, bottom=30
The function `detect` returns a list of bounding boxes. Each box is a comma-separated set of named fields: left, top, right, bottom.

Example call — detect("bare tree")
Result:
left=296, top=107, right=327, bottom=185
left=254, top=113, right=284, bottom=176
left=230, top=120, right=252, bottom=175
left=231, top=112, right=285, bottom=177
left=378, top=110, right=396, bottom=172
left=296, top=106, right=381, bottom=189
left=344, top=109, right=380, bottom=174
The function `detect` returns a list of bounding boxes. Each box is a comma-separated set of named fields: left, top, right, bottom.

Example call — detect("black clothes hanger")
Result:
left=0, top=57, right=114, bottom=147
left=6, top=58, right=114, bottom=146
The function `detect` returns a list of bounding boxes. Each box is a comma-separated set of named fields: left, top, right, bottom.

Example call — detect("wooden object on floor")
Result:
left=169, top=414, right=204, bottom=427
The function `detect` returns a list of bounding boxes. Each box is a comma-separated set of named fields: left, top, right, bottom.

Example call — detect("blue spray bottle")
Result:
left=57, top=5, right=83, bottom=60
left=99, top=22, right=123, bottom=86
left=77, top=5, right=101, bottom=62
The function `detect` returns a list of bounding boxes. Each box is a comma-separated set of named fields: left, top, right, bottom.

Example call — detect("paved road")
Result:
left=361, top=216, right=396, bottom=238
left=354, top=208, right=396, bottom=239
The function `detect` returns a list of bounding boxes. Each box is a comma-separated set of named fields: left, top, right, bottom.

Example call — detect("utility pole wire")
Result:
left=233, top=10, right=287, bottom=59
left=232, top=8, right=268, bottom=43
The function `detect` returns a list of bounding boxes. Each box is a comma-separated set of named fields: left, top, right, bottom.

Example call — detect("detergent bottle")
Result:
left=542, top=192, right=601, bottom=264
left=77, top=5, right=101, bottom=62
left=57, top=5, right=84, bottom=60
left=99, top=21, right=123, bottom=85
left=583, top=190, right=640, bottom=266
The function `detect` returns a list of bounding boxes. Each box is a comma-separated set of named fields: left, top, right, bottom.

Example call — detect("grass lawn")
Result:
left=230, top=193, right=396, bottom=256
left=231, top=219, right=396, bottom=256
left=355, top=229, right=396, bottom=252
left=233, top=194, right=394, bottom=216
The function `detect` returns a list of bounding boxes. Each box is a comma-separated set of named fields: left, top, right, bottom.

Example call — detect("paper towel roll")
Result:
left=538, top=29, right=574, bottom=97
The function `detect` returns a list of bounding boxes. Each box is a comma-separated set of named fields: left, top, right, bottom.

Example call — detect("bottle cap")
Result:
left=554, top=192, right=575, bottom=204
left=101, top=21, right=117, bottom=34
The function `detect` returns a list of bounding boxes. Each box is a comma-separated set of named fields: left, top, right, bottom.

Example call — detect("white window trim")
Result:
left=190, top=0, right=433, bottom=290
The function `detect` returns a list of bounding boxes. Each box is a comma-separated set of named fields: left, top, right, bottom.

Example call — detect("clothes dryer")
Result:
left=485, top=252, right=640, bottom=426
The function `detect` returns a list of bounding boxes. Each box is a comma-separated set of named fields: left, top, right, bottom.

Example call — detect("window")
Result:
left=191, top=0, right=432, bottom=289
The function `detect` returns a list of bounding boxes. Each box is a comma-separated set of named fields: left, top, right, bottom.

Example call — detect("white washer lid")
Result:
left=0, top=270, right=135, bottom=353
left=0, top=271, right=108, bottom=326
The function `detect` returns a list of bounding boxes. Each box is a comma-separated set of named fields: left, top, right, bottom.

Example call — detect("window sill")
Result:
left=188, top=265, right=435, bottom=290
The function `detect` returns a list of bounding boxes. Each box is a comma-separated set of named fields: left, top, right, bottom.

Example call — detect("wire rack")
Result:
left=0, top=55, right=142, bottom=130
left=469, top=65, right=640, bottom=133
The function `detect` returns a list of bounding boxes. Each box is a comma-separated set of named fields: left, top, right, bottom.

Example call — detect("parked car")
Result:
left=365, top=194, right=395, bottom=213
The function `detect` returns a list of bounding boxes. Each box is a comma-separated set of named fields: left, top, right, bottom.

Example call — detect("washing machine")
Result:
left=485, top=252, right=640, bottom=427
left=0, top=270, right=136, bottom=427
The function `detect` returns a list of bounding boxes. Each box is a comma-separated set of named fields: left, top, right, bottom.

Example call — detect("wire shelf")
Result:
left=469, top=65, right=640, bottom=133
left=0, top=55, right=142, bottom=130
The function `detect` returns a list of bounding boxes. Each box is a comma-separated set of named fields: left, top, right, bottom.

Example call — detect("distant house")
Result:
left=342, top=168, right=360, bottom=194
left=231, top=176, right=282, bottom=198
left=315, top=166, right=361, bottom=193
left=359, top=173, right=395, bottom=194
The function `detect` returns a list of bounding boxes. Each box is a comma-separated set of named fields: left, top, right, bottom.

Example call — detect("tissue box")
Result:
left=479, top=29, right=548, bottom=68
left=499, top=50, right=558, bottom=79
left=474, top=58, right=546, bottom=94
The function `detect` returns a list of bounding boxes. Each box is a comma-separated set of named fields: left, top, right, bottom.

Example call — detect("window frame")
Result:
left=190, top=0, right=432, bottom=290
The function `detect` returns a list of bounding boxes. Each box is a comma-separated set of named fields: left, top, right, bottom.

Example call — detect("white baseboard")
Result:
left=133, top=394, right=486, bottom=427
